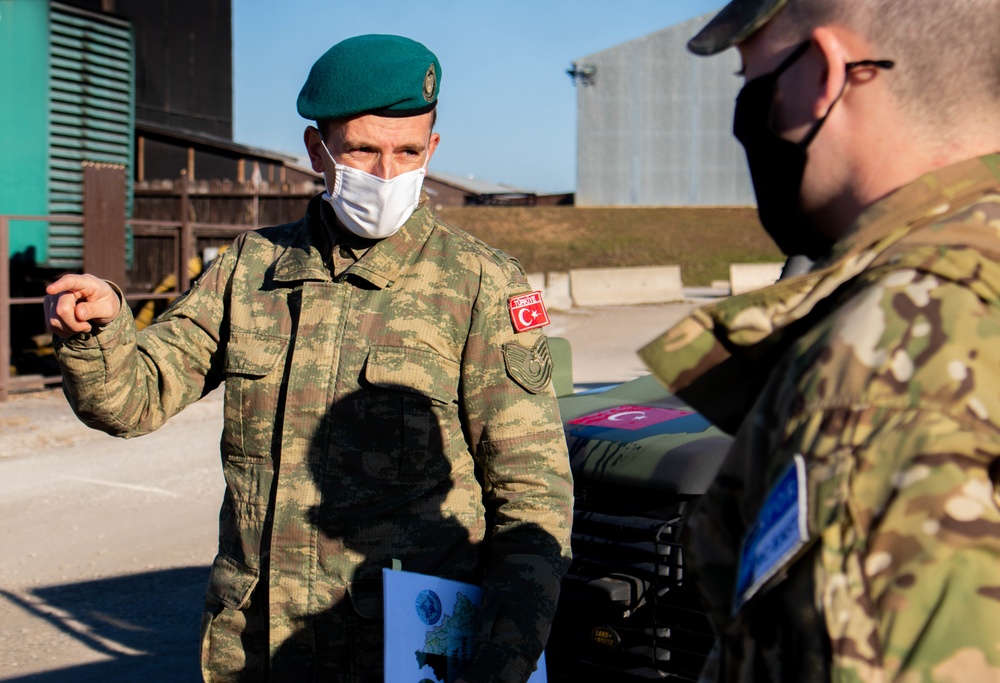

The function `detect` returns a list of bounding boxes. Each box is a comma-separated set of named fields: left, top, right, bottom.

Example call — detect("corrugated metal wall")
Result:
left=48, top=2, right=134, bottom=269
left=0, top=0, right=50, bottom=264
left=573, top=15, right=754, bottom=207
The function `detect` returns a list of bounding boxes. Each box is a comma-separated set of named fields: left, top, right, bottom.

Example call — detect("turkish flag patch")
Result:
left=509, top=290, right=550, bottom=332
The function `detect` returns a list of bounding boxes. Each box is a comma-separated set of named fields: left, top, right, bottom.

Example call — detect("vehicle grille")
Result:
left=547, top=501, right=715, bottom=681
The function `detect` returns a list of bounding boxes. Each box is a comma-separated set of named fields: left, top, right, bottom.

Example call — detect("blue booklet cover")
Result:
left=382, top=568, right=547, bottom=683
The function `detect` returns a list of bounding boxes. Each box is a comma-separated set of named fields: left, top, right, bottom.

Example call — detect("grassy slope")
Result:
left=437, top=206, right=782, bottom=286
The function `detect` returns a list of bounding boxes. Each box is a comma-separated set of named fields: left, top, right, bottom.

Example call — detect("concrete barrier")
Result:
left=528, top=273, right=573, bottom=311
left=569, top=265, right=684, bottom=307
left=525, top=263, right=782, bottom=310
left=526, top=271, right=573, bottom=311
left=730, top=262, right=784, bottom=295
left=545, top=272, right=573, bottom=311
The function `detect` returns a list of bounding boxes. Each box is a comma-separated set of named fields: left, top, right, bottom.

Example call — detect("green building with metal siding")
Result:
left=0, top=0, right=133, bottom=269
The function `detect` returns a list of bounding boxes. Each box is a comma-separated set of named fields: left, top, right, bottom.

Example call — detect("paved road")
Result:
left=0, top=300, right=707, bottom=681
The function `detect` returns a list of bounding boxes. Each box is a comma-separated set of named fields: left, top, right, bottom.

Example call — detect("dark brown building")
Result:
left=60, top=0, right=233, bottom=139
left=425, top=171, right=573, bottom=207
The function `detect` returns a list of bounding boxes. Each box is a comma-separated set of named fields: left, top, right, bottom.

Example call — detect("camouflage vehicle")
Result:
left=545, top=367, right=732, bottom=681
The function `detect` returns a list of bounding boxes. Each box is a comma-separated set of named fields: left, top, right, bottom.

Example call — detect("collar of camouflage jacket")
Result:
left=639, top=152, right=1000, bottom=434
left=272, top=193, right=436, bottom=288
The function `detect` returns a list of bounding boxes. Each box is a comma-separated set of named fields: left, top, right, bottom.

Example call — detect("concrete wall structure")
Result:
left=527, top=266, right=685, bottom=311
left=569, top=266, right=683, bottom=306
left=572, top=14, right=754, bottom=208
left=525, top=262, right=786, bottom=311
left=730, top=262, right=784, bottom=295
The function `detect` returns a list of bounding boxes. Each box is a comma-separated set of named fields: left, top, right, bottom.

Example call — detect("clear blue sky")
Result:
left=232, top=1, right=727, bottom=194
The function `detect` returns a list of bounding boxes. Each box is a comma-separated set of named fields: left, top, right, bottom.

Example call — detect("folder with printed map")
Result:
left=382, top=568, right=547, bottom=683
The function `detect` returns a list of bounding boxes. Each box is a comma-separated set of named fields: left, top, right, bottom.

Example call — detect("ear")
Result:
left=809, top=27, right=850, bottom=119
left=425, top=132, right=441, bottom=164
left=303, top=126, right=326, bottom=174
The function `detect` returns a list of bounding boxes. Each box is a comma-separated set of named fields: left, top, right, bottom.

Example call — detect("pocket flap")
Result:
left=364, top=346, right=459, bottom=403
left=225, top=332, right=287, bottom=377
left=206, top=554, right=260, bottom=610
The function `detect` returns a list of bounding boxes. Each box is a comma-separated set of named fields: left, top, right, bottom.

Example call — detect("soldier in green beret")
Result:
left=640, top=1, right=1000, bottom=681
left=43, top=34, right=572, bottom=683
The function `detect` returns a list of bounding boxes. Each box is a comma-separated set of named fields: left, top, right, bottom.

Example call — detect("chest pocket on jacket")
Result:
left=222, top=331, right=289, bottom=464
left=361, top=345, right=460, bottom=482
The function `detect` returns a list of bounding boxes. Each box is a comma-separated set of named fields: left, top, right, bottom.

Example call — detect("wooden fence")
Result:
left=1, top=215, right=77, bottom=401
left=128, top=176, right=316, bottom=293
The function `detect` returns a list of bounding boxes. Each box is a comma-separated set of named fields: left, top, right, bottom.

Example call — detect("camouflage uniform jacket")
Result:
left=640, top=154, right=1000, bottom=682
left=54, top=195, right=574, bottom=683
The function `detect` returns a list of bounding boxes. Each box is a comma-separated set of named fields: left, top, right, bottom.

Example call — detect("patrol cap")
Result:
left=297, top=34, right=441, bottom=121
left=688, top=0, right=791, bottom=55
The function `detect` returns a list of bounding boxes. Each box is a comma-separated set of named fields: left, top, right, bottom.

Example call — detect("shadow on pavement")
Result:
left=1, top=566, right=209, bottom=682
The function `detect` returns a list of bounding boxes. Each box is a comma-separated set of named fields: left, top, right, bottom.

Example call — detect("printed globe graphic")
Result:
left=415, top=589, right=443, bottom=626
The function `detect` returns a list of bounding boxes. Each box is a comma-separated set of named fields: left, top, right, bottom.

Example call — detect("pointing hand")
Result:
left=43, top=274, right=122, bottom=338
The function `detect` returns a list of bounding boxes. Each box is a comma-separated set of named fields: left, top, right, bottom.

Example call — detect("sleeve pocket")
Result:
left=206, top=554, right=260, bottom=611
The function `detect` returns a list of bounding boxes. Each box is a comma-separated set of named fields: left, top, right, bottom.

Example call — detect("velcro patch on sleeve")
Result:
left=502, top=337, right=553, bottom=394
left=508, top=291, right=550, bottom=332
left=734, top=454, right=810, bottom=613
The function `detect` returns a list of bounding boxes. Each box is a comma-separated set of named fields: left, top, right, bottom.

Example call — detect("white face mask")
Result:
left=317, top=138, right=426, bottom=240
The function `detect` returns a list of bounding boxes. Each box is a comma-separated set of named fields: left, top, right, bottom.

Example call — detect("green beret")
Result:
left=297, top=34, right=441, bottom=121
left=688, top=0, right=790, bottom=56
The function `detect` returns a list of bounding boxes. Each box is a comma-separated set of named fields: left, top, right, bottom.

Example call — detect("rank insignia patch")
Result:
left=508, top=290, right=550, bottom=332
left=503, top=337, right=553, bottom=393
left=423, top=64, right=436, bottom=102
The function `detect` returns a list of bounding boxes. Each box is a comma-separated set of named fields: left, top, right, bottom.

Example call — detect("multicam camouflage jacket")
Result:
left=641, top=154, right=1000, bottom=682
left=54, top=195, right=573, bottom=683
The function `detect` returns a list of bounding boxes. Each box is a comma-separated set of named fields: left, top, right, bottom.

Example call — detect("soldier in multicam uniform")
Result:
left=43, top=35, right=572, bottom=683
left=639, top=0, right=1000, bottom=681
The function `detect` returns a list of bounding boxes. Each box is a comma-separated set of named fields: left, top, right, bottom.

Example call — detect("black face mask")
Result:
left=733, top=41, right=893, bottom=260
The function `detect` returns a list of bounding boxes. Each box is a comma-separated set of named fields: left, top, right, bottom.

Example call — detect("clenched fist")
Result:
left=43, top=274, right=122, bottom=338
